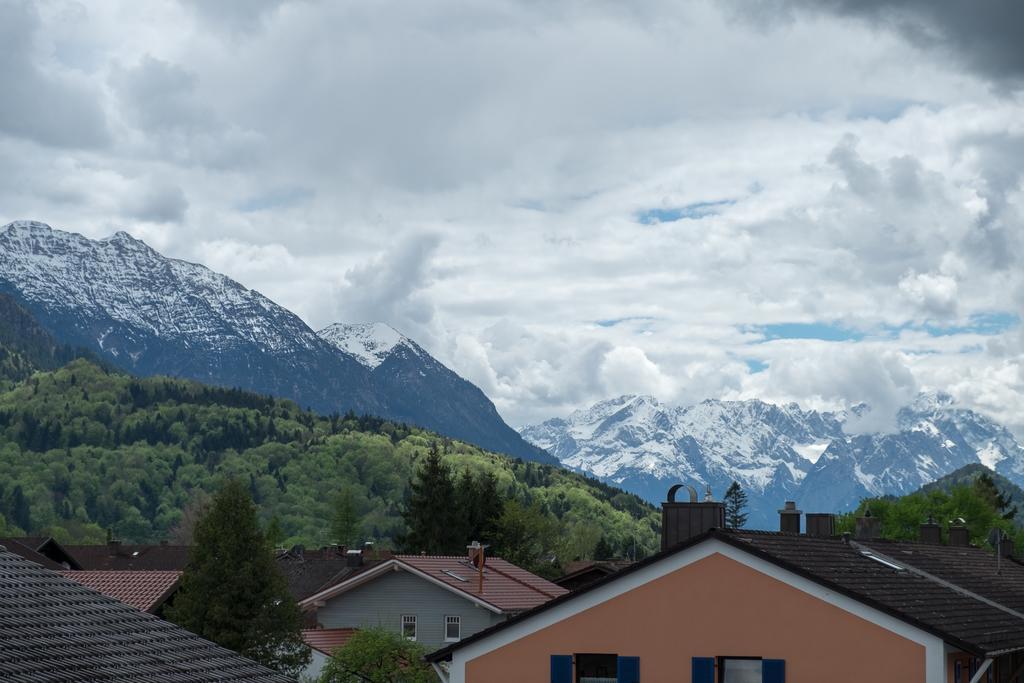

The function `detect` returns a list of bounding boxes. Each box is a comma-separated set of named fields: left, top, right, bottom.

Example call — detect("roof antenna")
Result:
left=704, top=485, right=714, bottom=502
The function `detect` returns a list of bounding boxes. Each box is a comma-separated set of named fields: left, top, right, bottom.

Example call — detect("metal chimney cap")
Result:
left=778, top=501, right=801, bottom=514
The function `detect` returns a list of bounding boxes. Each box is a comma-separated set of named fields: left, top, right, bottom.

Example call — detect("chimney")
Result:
left=467, top=540, right=483, bottom=565
left=949, top=523, right=969, bottom=547
left=661, top=483, right=725, bottom=550
left=345, top=549, right=363, bottom=567
left=1000, top=537, right=1015, bottom=558
left=805, top=513, right=835, bottom=537
left=854, top=509, right=881, bottom=540
left=919, top=516, right=942, bottom=545
left=778, top=501, right=802, bottom=534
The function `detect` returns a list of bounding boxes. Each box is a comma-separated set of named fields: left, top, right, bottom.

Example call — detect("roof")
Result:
left=276, top=547, right=386, bottom=601
left=0, top=536, right=81, bottom=570
left=428, top=529, right=1024, bottom=662
left=0, top=537, right=66, bottom=570
left=555, top=560, right=632, bottom=589
left=300, top=554, right=568, bottom=614
left=60, top=570, right=181, bottom=612
left=0, top=545, right=291, bottom=682
left=63, top=543, right=190, bottom=571
left=302, top=628, right=358, bottom=656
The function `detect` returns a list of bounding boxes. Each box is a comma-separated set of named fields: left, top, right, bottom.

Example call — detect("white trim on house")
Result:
left=447, top=540, right=947, bottom=683
left=298, top=559, right=504, bottom=615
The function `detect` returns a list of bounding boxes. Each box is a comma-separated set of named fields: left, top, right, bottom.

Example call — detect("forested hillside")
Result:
left=0, top=359, right=659, bottom=561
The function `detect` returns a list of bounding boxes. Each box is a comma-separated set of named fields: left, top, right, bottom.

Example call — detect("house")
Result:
left=297, top=545, right=567, bottom=678
left=427, top=486, right=1024, bottom=683
left=0, top=543, right=291, bottom=682
left=63, top=540, right=190, bottom=570
left=59, top=569, right=181, bottom=614
left=276, top=544, right=390, bottom=603
left=0, top=535, right=82, bottom=569
left=555, top=559, right=633, bottom=592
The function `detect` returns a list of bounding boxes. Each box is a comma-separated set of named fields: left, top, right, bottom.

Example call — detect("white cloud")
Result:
left=1, top=0, right=1023, bottom=435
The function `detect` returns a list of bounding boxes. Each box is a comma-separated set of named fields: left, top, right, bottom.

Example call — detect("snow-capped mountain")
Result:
left=0, top=220, right=551, bottom=462
left=522, top=393, right=1024, bottom=527
left=318, top=322, right=420, bottom=369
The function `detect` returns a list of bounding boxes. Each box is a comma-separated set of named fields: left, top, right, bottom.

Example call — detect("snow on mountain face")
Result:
left=318, top=322, right=419, bottom=369
left=522, top=392, right=1024, bottom=527
left=0, top=221, right=554, bottom=463
left=0, top=221, right=323, bottom=355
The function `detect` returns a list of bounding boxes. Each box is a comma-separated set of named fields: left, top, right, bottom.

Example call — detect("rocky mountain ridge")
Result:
left=522, top=393, right=1024, bottom=527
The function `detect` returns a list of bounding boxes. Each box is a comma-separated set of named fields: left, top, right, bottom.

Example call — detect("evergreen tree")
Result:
left=265, top=515, right=285, bottom=550
left=166, top=479, right=309, bottom=676
left=723, top=481, right=748, bottom=529
left=494, top=499, right=557, bottom=573
left=974, top=473, right=1017, bottom=520
left=330, top=487, right=361, bottom=546
left=402, top=447, right=462, bottom=554
left=593, top=535, right=615, bottom=560
left=9, top=485, right=30, bottom=532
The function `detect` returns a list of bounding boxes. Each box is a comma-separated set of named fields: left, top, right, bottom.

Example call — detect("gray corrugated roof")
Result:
left=0, top=545, right=293, bottom=682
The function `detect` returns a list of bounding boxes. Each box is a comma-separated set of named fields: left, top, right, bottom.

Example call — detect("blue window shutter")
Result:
left=551, top=655, right=572, bottom=683
left=692, top=657, right=714, bottom=683
left=762, top=659, right=785, bottom=683
left=618, top=656, right=640, bottom=683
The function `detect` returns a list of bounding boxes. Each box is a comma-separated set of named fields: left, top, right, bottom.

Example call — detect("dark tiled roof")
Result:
left=428, top=529, right=1024, bottom=662
left=276, top=549, right=384, bottom=601
left=0, top=537, right=66, bottom=570
left=302, top=628, right=358, bottom=655
left=60, top=570, right=181, bottom=613
left=556, top=560, right=632, bottom=590
left=63, top=543, right=191, bottom=571
left=0, top=546, right=292, bottom=682
left=730, top=531, right=1024, bottom=656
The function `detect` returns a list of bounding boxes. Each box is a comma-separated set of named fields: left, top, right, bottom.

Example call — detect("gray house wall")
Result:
left=315, top=568, right=507, bottom=649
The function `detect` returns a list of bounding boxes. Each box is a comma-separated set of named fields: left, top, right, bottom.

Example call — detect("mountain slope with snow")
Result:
left=522, top=393, right=1024, bottom=527
left=0, top=221, right=550, bottom=462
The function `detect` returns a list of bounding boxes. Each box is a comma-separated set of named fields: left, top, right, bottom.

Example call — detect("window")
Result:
left=575, top=653, right=616, bottom=683
left=720, top=658, right=761, bottom=683
left=401, top=615, right=416, bottom=641
left=444, top=615, right=461, bottom=642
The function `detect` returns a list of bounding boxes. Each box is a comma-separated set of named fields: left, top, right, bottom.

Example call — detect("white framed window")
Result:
left=401, top=614, right=417, bottom=641
left=444, top=615, right=461, bottom=642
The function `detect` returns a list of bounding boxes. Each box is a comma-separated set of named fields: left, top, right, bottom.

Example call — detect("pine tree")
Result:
left=974, top=473, right=1017, bottom=520
left=166, top=479, right=309, bottom=676
left=723, top=481, right=749, bottom=529
left=401, top=447, right=462, bottom=554
left=593, top=535, right=615, bottom=560
left=330, top=487, right=361, bottom=546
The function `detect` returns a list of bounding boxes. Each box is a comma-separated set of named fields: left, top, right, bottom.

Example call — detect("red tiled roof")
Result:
left=393, top=555, right=568, bottom=612
left=60, top=570, right=182, bottom=612
left=302, top=628, right=357, bottom=656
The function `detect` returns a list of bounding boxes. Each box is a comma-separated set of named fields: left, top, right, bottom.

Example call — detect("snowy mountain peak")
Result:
left=522, top=392, right=1024, bottom=528
left=317, top=322, right=418, bottom=369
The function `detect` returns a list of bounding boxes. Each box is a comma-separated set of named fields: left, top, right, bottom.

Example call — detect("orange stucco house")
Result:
left=428, top=489, right=1024, bottom=683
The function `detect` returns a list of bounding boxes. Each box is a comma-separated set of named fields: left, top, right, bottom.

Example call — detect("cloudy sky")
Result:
left=2, top=0, right=1023, bottom=434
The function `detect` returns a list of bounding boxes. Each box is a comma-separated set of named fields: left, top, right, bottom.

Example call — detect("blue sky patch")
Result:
left=919, top=312, right=1020, bottom=337
left=595, top=316, right=655, bottom=328
left=745, top=359, right=769, bottom=373
left=753, top=322, right=866, bottom=342
left=636, top=199, right=735, bottom=225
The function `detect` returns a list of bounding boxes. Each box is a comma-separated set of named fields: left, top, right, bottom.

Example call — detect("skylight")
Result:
left=442, top=570, right=467, bottom=582
left=860, top=551, right=904, bottom=571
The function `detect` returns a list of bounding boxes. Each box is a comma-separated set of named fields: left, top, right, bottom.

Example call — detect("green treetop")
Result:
left=166, top=479, right=309, bottom=677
